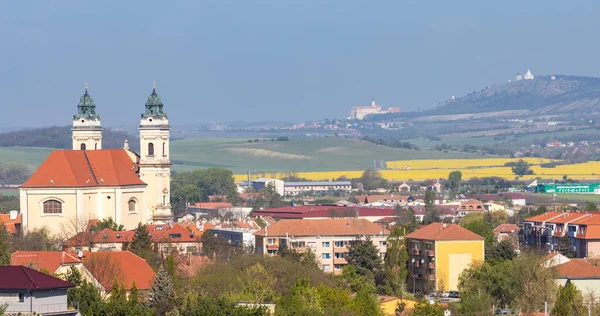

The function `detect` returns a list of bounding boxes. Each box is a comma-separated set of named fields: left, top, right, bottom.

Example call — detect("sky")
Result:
left=2, top=1, right=600, bottom=128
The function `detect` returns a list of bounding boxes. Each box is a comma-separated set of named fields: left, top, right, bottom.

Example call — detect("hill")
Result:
left=0, top=126, right=139, bottom=152
left=432, top=75, right=600, bottom=117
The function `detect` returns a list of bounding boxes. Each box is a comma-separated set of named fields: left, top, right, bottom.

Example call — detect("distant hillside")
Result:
left=0, top=126, right=140, bottom=152
left=432, top=75, right=600, bottom=117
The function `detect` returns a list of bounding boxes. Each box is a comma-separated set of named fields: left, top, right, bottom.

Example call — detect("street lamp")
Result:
left=411, top=258, right=416, bottom=294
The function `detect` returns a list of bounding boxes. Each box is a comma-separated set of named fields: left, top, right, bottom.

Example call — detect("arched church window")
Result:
left=148, top=143, right=154, bottom=156
left=43, top=200, right=62, bottom=214
left=80, top=143, right=86, bottom=150
left=128, top=199, right=136, bottom=213
left=94, top=143, right=97, bottom=150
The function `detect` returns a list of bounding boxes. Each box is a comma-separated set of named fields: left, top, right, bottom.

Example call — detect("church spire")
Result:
left=142, top=81, right=167, bottom=119
left=74, top=83, right=99, bottom=120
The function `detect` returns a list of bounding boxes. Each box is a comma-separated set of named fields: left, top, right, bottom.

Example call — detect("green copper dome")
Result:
left=142, top=88, right=167, bottom=119
left=73, top=90, right=100, bottom=120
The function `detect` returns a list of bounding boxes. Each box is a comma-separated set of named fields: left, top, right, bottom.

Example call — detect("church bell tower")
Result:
left=72, top=84, right=102, bottom=150
left=139, top=83, right=172, bottom=223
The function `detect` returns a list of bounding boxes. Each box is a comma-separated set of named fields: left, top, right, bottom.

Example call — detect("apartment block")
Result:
left=254, top=218, right=389, bottom=274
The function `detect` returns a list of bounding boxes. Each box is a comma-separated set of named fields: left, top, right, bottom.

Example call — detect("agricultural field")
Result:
left=0, top=146, right=53, bottom=166
left=234, top=160, right=600, bottom=182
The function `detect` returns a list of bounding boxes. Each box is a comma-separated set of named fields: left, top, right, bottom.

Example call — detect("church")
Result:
left=19, top=85, right=173, bottom=235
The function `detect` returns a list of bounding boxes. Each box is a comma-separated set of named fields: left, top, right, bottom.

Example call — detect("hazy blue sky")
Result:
left=2, top=1, right=600, bottom=127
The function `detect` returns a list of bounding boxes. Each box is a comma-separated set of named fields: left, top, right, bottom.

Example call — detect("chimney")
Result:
left=61, top=252, right=65, bottom=264
left=9, top=210, right=18, bottom=220
left=123, top=139, right=130, bottom=150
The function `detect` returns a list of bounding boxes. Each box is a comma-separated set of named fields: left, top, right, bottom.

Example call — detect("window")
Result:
left=334, top=264, right=343, bottom=270
left=322, top=242, right=330, bottom=248
left=307, top=242, right=316, bottom=248
left=569, top=226, right=577, bottom=232
left=163, top=195, right=167, bottom=206
left=267, top=249, right=277, bottom=257
left=268, top=238, right=277, bottom=245
left=148, top=142, right=155, bottom=156
left=94, top=143, right=97, bottom=150
left=334, top=252, right=345, bottom=259
left=19, top=293, right=24, bottom=302
left=380, top=252, right=386, bottom=260
left=379, top=241, right=387, bottom=247
left=322, top=253, right=331, bottom=259
left=128, top=199, right=136, bottom=213
left=169, top=233, right=182, bottom=238
left=162, top=142, right=166, bottom=156
left=322, top=264, right=331, bottom=271
left=291, top=241, right=305, bottom=248
left=80, top=143, right=86, bottom=150
left=43, top=200, right=62, bottom=214
left=334, top=241, right=347, bottom=247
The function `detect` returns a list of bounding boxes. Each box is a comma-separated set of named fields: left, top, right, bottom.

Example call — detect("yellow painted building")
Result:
left=406, top=223, right=484, bottom=292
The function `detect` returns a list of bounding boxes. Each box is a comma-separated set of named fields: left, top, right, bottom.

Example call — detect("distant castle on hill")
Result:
left=516, top=69, right=535, bottom=81
left=349, top=99, right=400, bottom=120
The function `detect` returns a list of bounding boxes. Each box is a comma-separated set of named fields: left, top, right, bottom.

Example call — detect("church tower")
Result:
left=72, top=85, right=102, bottom=150
left=139, top=83, right=172, bottom=223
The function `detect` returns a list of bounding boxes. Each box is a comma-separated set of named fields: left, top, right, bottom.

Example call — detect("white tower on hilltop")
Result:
left=139, top=82, right=172, bottom=223
left=524, top=69, right=534, bottom=80
left=72, top=83, right=102, bottom=150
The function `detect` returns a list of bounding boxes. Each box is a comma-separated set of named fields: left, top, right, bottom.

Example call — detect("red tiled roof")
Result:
left=11, top=251, right=81, bottom=273
left=0, top=213, right=21, bottom=235
left=554, top=259, right=600, bottom=279
left=22, top=149, right=145, bottom=188
left=189, top=202, right=233, bottom=209
left=149, top=224, right=200, bottom=243
left=493, top=224, right=519, bottom=233
left=571, top=213, right=600, bottom=225
left=178, top=255, right=212, bottom=276
left=524, top=212, right=564, bottom=223
left=252, top=205, right=397, bottom=220
left=406, top=223, right=485, bottom=241
left=355, top=195, right=410, bottom=204
left=63, top=229, right=134, bottom=247
left=0, top=266, right=75, bottom=290
left=254, top=218, right=389, bottom=237
left=83, top=251, right=155, bottom=290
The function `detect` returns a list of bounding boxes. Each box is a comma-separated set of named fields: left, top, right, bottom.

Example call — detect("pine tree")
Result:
left=148, top=266, right=174, bottom=315
left=130, top=222, right=152, bottom=254
left=346, top=236, right=383, bottom=279
left=552, top=282, right=587, bottom=316
left=0, top=223, right=10, bottom=265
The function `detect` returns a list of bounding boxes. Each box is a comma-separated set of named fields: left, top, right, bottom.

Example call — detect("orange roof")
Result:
left=22, top=149, right=145, bottom=188
left=571, top=213, right=600, bottom=225
left=547, top=213, right=590, bottom=224
left=254, top=218, right=389, bottom=237
left=554, top=259, right=600, bottom=279
left=144, top=223, right=201, bottom=242
left=178, top=255, right=212, bottom=276
left=524, top=212, right=564, bottom=223
left=0, top=213, right=21, bottom=234
left=582, top=226, right=600, bottom=239
left=406, top=223, right=485, bottom=241
left=493, top=224, right=519, bottom=233
left=189, top=202, right=233, bottom=209
left=83, top=251, right=155, bottom=290
left=64, top=228, right=134, bottom=247
left=11, top=251, right=81, bottom=273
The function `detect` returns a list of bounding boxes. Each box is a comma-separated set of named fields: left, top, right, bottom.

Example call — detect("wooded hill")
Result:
left=0, top=126, right=139, bottom=152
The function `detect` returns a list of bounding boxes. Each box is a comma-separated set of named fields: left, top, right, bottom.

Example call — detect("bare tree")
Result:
left=84, top=253, right=123, bottom=294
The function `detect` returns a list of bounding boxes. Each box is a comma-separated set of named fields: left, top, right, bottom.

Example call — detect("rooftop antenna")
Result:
left=152, top=80, right=156, bottom=92
left=84, top=81, right=88, bottom=93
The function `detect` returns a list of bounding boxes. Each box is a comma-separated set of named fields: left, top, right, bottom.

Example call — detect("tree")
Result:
left=67, top=280, right=103, bottom=315
left=412, top=300, right=446, bottom=316
left=85, top=254, right=123, bottom=290
left=171, top=183, right=204, bottom=214
left=10, top=227, right=63, bottom=252
left=584, top=201, right=598, bottom=212
left=346, top=236, right=383, bottom=279
left=91, top=217, right=124, bottom=231
left=558, top=235, right=576, bottom=258
left=148, top=266, right=175, bottom=315
left=511, top=159, right=534, bottom=176
left=447, top=171, right=462, bottom=191
left=0, top=223, right=10, bottom=265
left=423, top=191, right=441, bottom=224
left=129, top=223, right=152, bottom=254
left=485, top=239, right=516, bottom=262
left=382, top=228, right=408, bottom=297
left=552, top=282, right=587, bottom=316
left=276, top=278, right=323, bottom=315
left=232, top=263, right=278, bottom=304
left=461, top=218, right=495, bottom=247
left=355, top=169, right=388, bottom=191
left=65, top=265, right=82, bottom=286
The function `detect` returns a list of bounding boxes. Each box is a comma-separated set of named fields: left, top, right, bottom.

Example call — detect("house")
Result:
left=548, top=256, right=600, bottom=299
left=379, top=297, right=418, bottom=316
left=406, top=223, right=485, bottom=292
left=0, top=210, right=21, bottom=235
left=566, top=213, right=600, bottom=258
left=284, top=181, right=352, bottom=196
left=251, top=178, right=285, bottom=196
left=11, top=251, right=84, bottom=278
left=522, top=212, right=595, bottom=254
left=355, top=194, right=411, bottom=205
left=254, top=218, right=389, bottom=274
left=457, top=199, right=485, bottom=217
left=147, top=223, right=203, bottom=255
left=63, top=228, right=135, bottom=252
left=397, top=182, right=411, bottom=192
left=0, top=266, right=77, bottom=315
left=19, top=86, right=174, bottom=235
left=426, top=181, right=442, bottom=193
left=493, top=224, right=519, bottom=248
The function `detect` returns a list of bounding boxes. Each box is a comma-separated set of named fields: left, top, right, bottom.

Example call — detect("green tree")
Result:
left=447, top=171, right=462, bottom=191
left=346, top=236, right=383, bottom=279
left=90, top=217, right=124, bottom=231
left=423, top=191, right=441, bottom=224
left=412, top=300, right=446, bottom=316
left=65, top=265, right=82, bottom=286
left=356, top=169, right=388, bottom=191
left=179, top=296, right=266, bottom=316
left=584, top=201, right=598, bottom=212
left=148, top=266, right=175, bottom=315
left=171, top=183, right=204, bottom=214
left=461, top=218, right=495, bottom=247
left=129, top=223, right=152, bottom=254
left=232, top=263, right=279, bottom=304
left=276, top=279, right=324, bottom=316
left=511, top=159, right=534, bottom=176
left=67, top=281, right=103, bottom=315
left=485, top=239, right=516, bottom=262
left=552, top=282, right=587, bottom=316
left=0, top=223, right=10, bottom=265
left=382, top=228, right=408, bottom=297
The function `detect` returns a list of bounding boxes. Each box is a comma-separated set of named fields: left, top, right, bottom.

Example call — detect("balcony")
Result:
left=412, top=249, right=420, bottom=255
left=426, top=250, right=435, bottom=256
left=333, top=258, right=347, bottom=265
left=428, top=262, right=435, bottom=269
left=334, top=246, right=349, bottom=252
left=413, top=261, right=420, bottom=267
left=428, top=274, right=436, bottom=281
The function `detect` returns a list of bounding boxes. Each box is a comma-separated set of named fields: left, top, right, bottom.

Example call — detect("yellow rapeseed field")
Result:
left=233, top=160, right=600, bottom=182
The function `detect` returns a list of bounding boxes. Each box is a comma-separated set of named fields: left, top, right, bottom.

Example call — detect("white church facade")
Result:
left=19, top=85, right=173, bottom=236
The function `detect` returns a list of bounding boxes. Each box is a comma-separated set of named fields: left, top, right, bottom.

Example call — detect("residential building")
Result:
left=406, top=223, right=485, bottom=292
left=567, top=213, right=600, bottom=258
left=19, top=86, right=173, bottom=235
left=355, top=194, right=411, bottom=205
left=254, top=218, right=389, bottom=274
left=63, top=228, right=134, bottom=252
left=396, top=182, right=411, bottom=192
left=0, top=266, right=77, bottom=315
left=457, top=199, right=485, bottom=217
left=252, top=204, right=396, bottom=222
left=545, top=255, right=600, bottom=299
left=0, top=210, right=21, bottom=235
left=10, top=250, right=156, bottom=296
left=493, top=224, right=519, bottom=248
left=209, top=227, right=258, bottom=248
left=284, top=181, right=352, bottom=196
left=521, top=212, right=592, bottom=253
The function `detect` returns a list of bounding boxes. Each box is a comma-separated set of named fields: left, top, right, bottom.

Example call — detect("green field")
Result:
left=0, top=138, right=485, bottom=174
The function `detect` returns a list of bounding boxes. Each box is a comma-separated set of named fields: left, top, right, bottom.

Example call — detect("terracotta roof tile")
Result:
left=11, top=251, right=81, bottom=273
left=0, top=213, right=21, bottom=235
left=554, top=259, right=600, bottom=278
left=0, top=266, right=75, bottom=290
left=188, top=202, right=233, bottom=209
left=83, top=251, right=155, bottom=290
left=524, top=212, right=564, bottom=223
left=177, top=255, right=212, bottom=276
left=63, top=229, right=134, bottom=247
left=547, top=213, right=590, bottom=224
left=493, top=224, right=519, bottom=233
left=254, top=218, right=389, bottom=237
left=406, top=223, right=485, bottom=241
left=22, top=149, right=145, bottom=188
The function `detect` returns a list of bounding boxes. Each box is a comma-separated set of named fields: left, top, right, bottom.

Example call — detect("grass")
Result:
left=170, top=138, right=482, bottom=173
left=0, top=188, right=18, bottom=197
left=0, top=147, right=54, bottom=166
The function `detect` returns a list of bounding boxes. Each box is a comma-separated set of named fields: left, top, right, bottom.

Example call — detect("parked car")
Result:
left=448, top=291, right=460, bottom=298
left=494, top=309, right=512, bottom=315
